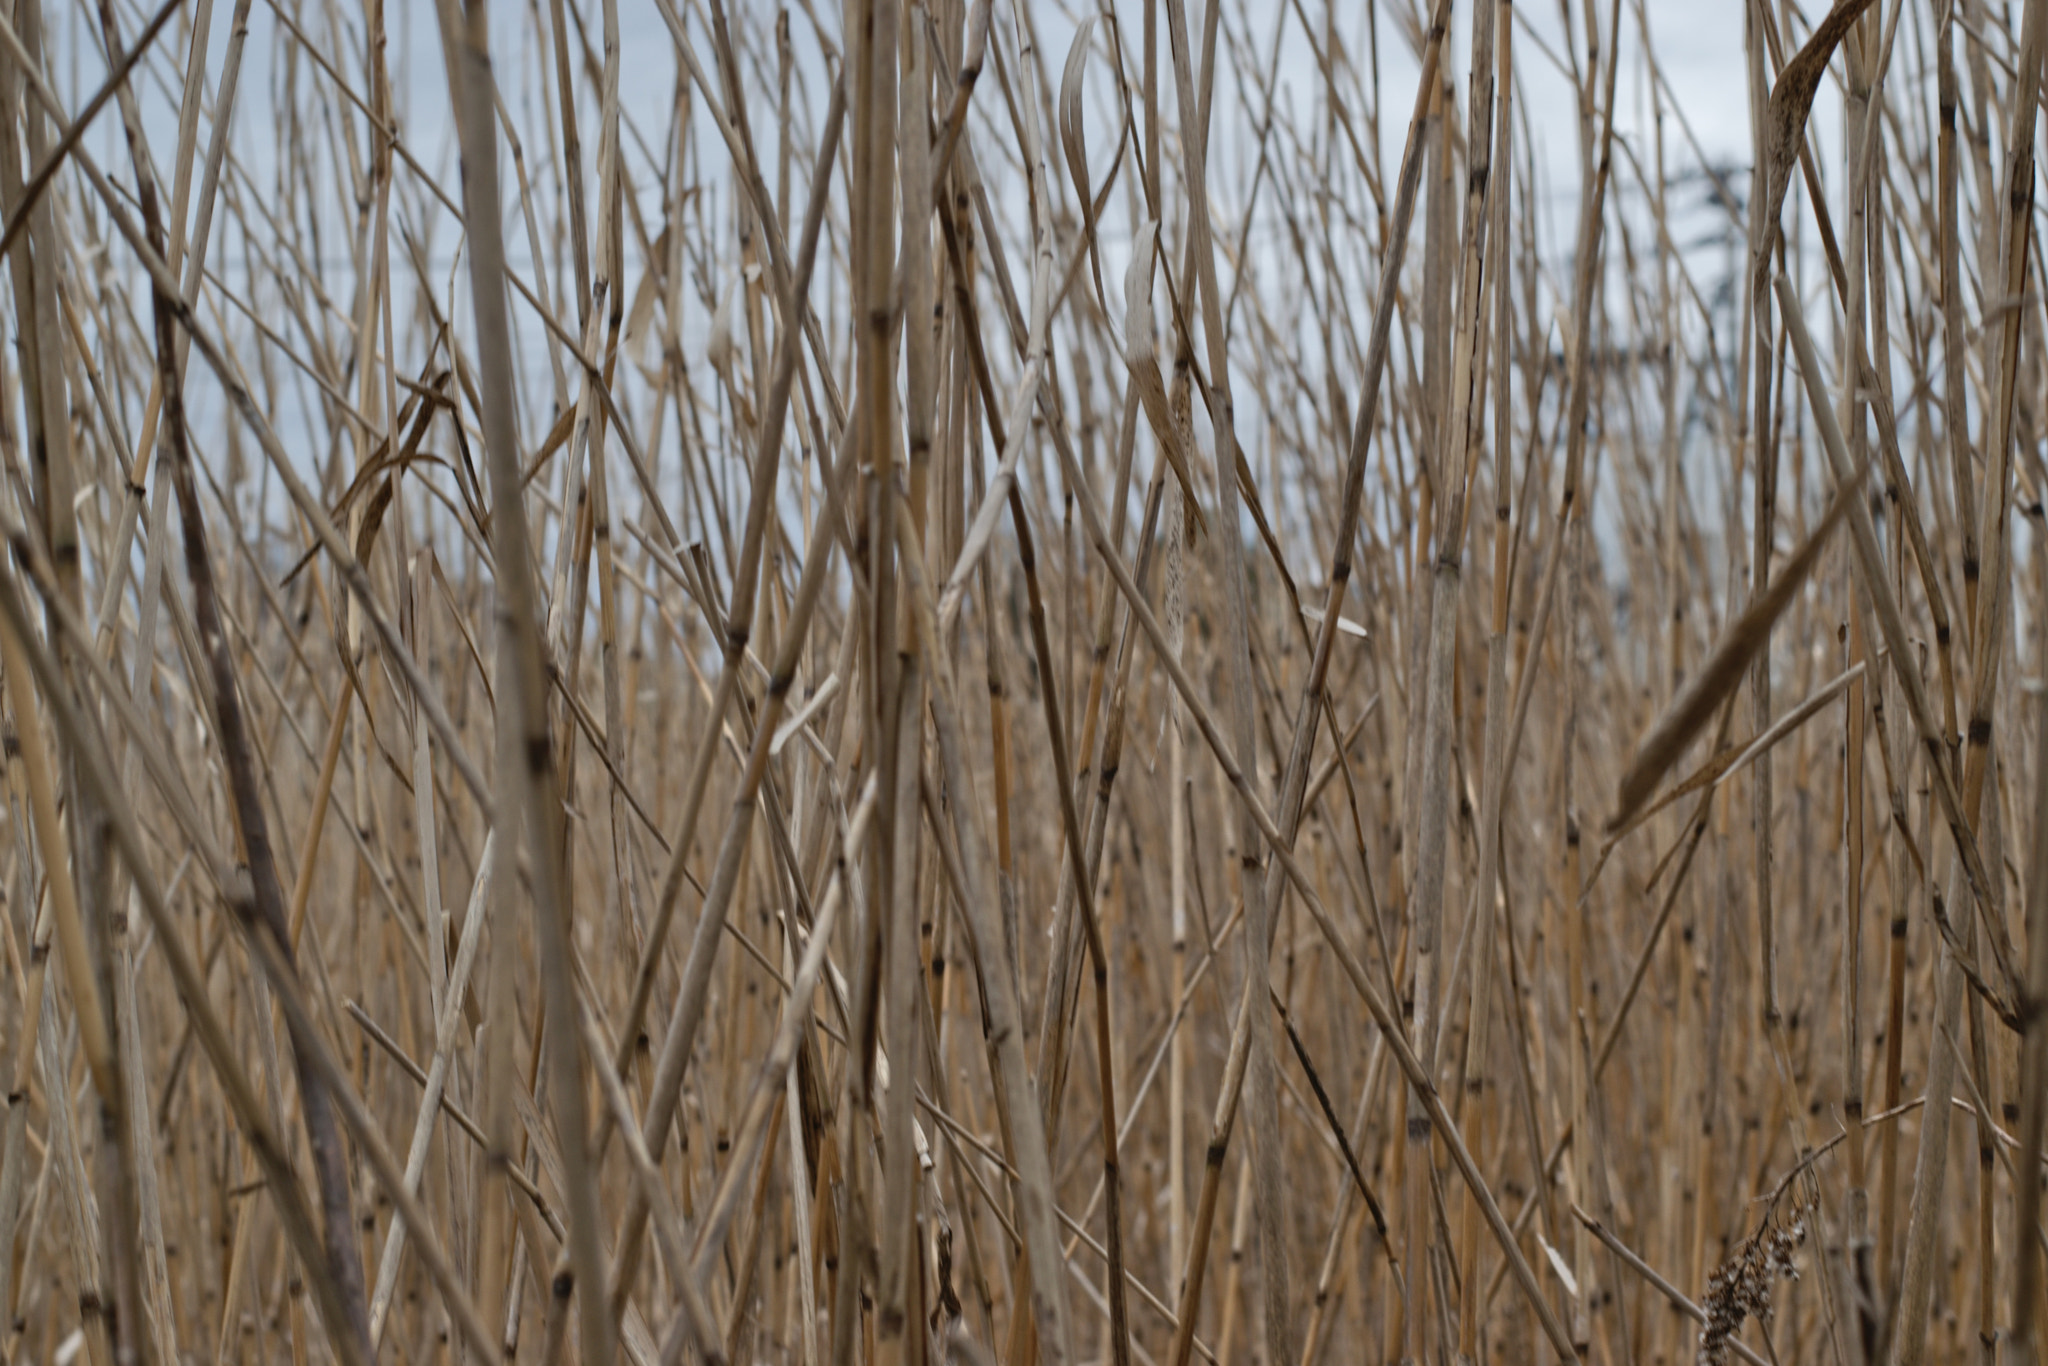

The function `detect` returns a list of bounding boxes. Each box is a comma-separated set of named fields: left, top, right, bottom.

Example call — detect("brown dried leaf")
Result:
left=1754, top=0, right=1878, bottom=256
left=1611, top=462, right=1866, bottom=829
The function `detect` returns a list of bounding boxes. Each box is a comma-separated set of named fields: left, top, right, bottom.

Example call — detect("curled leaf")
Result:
left=1127, top=350, right=1207, bottom=543
left=1059, top=16, right=1099, bottom=210
left=1124, top=218, right=1160, bottom=366
left=1060, top=17, right=1110, bottom=315
left=1121, top=217, right=1204, bottom=540
left=1753, top=0, right=1878, bottom=261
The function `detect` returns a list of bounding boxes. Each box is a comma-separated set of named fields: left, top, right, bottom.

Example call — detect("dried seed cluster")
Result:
left=1698, top=1197, right=1812, bottom=1366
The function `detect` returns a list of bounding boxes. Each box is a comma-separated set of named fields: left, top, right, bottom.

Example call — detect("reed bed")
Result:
left=0, top=0, right=2045, bottom=1362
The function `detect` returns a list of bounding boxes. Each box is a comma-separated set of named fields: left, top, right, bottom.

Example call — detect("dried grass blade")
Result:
left=1612, top=466, right=1864, bottom=830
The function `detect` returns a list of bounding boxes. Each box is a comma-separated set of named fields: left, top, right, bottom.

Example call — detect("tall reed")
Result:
left=0, top=0, right=2045, bottom=1363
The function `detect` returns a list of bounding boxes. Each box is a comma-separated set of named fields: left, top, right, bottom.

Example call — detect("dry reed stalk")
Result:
left=102, top=23, right=379, bottom=1360
left=1830, top=44, right=1873, bottom=1323
left=1454, top=9, right=1516, bottom=1360
left=8, top=0, right=2048, bottom=1361
left=0, top=537, right=371, bottom=1366
left=440, top=4, right=600, bottom=1362
left=1777, top=267, right=1998, bottom=1366
left=1775, top=275, right=2007, bottom=1012
left=1030, top=337, right=1578, bottom=1361
left=2012, top=683, right=2048, bottom=1356
left=1172, top=0, right=1457, bottom=1355
left=1153, top=0, right=1292, bottom=1353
